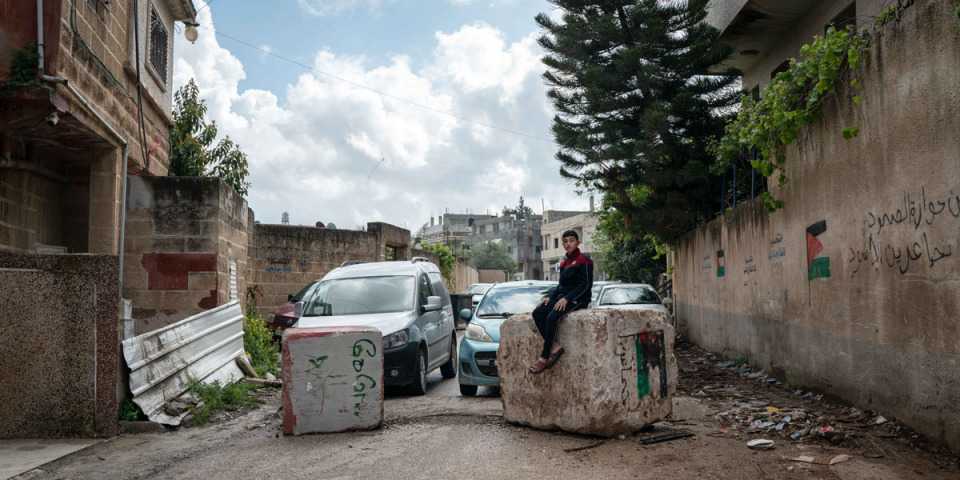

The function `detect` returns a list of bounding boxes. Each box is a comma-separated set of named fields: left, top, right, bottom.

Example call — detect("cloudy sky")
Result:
left=172, top=0, right=592, bottom=231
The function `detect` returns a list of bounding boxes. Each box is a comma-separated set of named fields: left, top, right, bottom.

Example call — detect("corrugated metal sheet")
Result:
left=122, top=300, right=246, bottom=425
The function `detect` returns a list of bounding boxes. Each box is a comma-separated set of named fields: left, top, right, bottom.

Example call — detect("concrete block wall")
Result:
left=123, top=176, right=248, bottom=334
left=250, top=224, right=382, bottom=317
left=673, top=1, right=960, bottom=449
left=0, top=251, right=119, bottom=438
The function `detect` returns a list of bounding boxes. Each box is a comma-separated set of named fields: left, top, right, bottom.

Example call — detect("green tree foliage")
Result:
left=712, top=26, right=866, bottom=212
left=502, top=196, right=534, bottom=220
left=537, top=0, right=740, bottom=244
left=469, top=240, right=517, bottom=276
left=594, top=204, right=665, bottom=283
left=170, top=78, right=251, bottom=196
left=419, top=242, right=457, bottom=288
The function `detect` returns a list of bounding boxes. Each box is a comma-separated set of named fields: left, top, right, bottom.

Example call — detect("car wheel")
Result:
left=459, top=383, right=477, bottom=396
left=406, top=349, right=427, bottom=396
left=440, top=335, right=457, bottom=379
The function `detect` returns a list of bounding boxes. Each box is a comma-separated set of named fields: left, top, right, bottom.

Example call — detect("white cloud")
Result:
left=172, top=8, right=590, bottom=231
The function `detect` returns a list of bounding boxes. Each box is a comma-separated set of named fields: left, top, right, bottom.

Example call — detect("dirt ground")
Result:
left=16, top=339, right=960, bottom=480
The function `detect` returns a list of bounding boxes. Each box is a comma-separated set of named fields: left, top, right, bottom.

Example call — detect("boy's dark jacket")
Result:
left=550, top=248, right=594, bottom=307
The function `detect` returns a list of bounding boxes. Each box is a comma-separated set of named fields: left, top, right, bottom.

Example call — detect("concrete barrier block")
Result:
left=282, top=327, right=384, bottom=435
left=499, top=309, right=676, bottom=437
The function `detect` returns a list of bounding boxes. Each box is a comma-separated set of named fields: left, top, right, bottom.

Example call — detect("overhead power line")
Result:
left=197, top=25, right=557, bottom=144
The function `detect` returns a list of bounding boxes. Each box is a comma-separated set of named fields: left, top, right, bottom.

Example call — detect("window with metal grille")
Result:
left=149, top=8, right=168, bottom=84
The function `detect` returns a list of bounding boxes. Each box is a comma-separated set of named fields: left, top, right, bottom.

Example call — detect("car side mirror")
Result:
left=288, top=293, right=294, bottom=302
left=293, top=301, right=305, bottom=319
left=459, top=308, right=472, bottom=320
left=662, top=296, right=673, bottom=310
left=424, top=296, right=442, bottom=312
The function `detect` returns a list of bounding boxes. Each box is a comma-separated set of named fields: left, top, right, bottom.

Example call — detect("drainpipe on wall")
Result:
left=38, top=0, right=129, bottom=287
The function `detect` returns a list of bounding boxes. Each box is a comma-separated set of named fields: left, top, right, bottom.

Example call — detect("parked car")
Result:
left=266, top=280, right=320, bottom=342
left=465, top=283, right=493, bottom=310
left=590, top=280, right=621, bottom=303
left=292, top=258, right=457, bottom=395
left=457, top=280, right=557, bottom=396
left=590, top=283, right=669, bottom=315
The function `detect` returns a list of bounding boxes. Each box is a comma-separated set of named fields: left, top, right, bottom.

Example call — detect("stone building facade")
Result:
left=0, top=0, right=197, bottom=256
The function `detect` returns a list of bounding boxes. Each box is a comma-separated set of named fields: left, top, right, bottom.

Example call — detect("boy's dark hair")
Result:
left=561, top=230, right=579, bottom=241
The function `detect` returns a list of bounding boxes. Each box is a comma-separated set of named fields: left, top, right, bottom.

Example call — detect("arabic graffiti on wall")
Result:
left=848, top=188, right=957, bottom=275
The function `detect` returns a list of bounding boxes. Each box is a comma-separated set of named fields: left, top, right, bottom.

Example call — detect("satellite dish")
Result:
left=327, top=222, right=337, bottom=229
left=315, top=221, right=325, bottom=228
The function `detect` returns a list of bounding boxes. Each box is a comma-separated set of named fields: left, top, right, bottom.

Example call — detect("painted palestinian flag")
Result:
left=716, top=249, right=725, bottom=278
left=806, top=220, right=830, bottom=281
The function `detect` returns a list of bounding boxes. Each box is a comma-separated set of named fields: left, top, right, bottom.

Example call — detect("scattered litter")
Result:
left=738, top=368, right=752, bottom=374
left=829, top=454, right=851, bottom=465
left=775, top=422, right=786, bottom=431
left=747, top=439, right=774, bottom=450
left=563, top=441, right=605, bottom=453
left=790, top=453, right=851, bottom=465
left=765, top=406, right=780, bottom=414
left=642, top=432, right=695, bottom=445
left=783, top=415, right=792, bottom=423
left=875, top=416, right=888, bottom=425
left=766, top=378, right=778, bottom=383
left=790, top=429, right=809, bottom=440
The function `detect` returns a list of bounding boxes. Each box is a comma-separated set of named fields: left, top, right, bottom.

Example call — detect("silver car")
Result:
left=292, top=258, right=457, bottom=395
left=591, top=283, right=669, bottom=315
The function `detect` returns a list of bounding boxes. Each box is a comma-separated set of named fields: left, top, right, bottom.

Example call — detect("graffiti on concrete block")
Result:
left=848, top=188, right=957, bottom=275
left=701, top=254, right=712, bottom=271
left=636, top=330, right=667, bottom=399
left=743, top=256, right=757, bottom=275
left=806, top=221, right=830, bottom=281
left=616, top=330, right=667, bottom=407
left=265, top=266, right=292, bottom=273
left=268, top=258, right=290, bottom=265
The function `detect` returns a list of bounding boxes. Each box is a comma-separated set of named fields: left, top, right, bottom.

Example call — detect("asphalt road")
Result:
left=17, top=337, right=959, bottom=480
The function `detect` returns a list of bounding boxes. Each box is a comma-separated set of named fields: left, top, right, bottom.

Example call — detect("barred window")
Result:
left=149, top=8, right=168, bottom=84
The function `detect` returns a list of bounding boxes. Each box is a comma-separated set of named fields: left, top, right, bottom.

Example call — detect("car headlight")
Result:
left=465, top=324, right=493, bottom=342
left=383, top=330, right=409, bottom=350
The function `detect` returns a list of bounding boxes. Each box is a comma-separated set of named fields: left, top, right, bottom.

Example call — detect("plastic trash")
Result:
left=790, top=429, right=809, bottom=439
left=747, top=439, right=775, bottom=450
left=875, top=416, right=888, bottom=425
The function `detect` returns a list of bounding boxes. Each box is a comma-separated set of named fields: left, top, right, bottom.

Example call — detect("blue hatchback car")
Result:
left=457, top=280, right=557, bottom=396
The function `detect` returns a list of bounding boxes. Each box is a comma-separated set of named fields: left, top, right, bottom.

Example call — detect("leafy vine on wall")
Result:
left=711, top=26, right=867, bottom=212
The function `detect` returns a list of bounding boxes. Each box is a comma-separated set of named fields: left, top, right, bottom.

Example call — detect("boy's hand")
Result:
left=553, top=298, right=568, bottom=311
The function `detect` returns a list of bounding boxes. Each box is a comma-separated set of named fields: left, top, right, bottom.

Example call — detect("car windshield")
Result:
left=291, top=281, right=318, bottom=302
left=466, top=284, right=491, bottom=295
left=599, top=286, right=660, bottom=305
left=303, top=276, right=415, bottom=316
left=476, top=284, right=556, bottom=318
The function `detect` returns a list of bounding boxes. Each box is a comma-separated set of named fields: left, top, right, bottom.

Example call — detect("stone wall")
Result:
left=0, top=251, right=119, bottom=438
left=251, top=224, right=385, bottom=316
left=673, top=2, right=960, bottom=449
left=123, top=176, right=248, bottom=334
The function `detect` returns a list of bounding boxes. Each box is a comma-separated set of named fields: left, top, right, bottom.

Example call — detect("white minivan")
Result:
left=292, top=258, right=457, bottom=395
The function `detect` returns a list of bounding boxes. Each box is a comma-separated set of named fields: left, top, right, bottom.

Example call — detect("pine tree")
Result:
left=537, top=0, right=739, bottom=243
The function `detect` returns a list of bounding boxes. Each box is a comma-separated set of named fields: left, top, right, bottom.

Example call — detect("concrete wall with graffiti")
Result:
left=123, top=176, right=249, bottom=335
left=673, top=2, right=960, bottom=449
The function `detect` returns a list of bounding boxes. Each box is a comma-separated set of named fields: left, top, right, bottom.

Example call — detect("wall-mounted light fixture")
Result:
left=184, top=21, right=199, bottom=43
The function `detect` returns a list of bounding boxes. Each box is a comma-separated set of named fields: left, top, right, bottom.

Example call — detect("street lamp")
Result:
left=184, top=21, right=199, bottom=43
